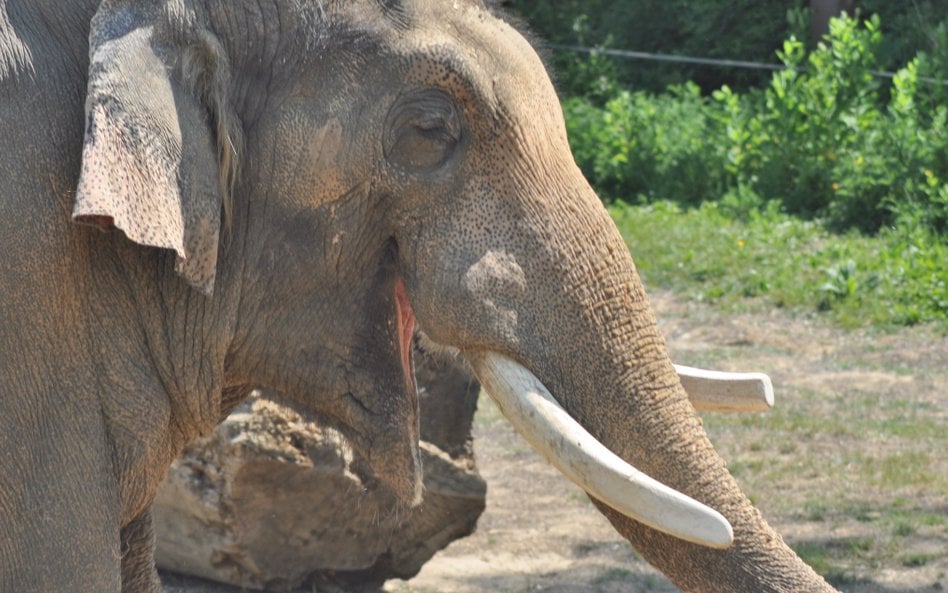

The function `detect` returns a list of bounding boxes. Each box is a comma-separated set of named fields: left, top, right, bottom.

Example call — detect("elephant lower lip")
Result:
left=395, top=276, right=415, bottom=392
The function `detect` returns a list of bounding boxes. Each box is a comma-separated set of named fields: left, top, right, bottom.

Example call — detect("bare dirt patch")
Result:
left=163, top=290, right=947, bottom=593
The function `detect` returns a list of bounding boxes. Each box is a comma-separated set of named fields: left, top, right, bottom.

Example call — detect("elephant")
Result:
left=0, top=0, right=838, bottom=592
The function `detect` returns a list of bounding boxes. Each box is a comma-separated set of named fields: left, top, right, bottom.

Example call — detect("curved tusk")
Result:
left=467, top=351, right=734, bottom=549
left=675, top=364, right=775, bottom=413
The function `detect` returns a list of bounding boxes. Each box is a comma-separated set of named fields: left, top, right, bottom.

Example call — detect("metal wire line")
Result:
left=547, top=43, right=948, bottom=87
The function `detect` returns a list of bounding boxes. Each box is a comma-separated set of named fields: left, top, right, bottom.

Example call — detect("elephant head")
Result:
left=68, top=0, right=837, bottom=591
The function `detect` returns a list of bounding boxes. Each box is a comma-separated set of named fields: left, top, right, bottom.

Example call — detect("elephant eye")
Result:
left=385, top=90, right=462, bottom=173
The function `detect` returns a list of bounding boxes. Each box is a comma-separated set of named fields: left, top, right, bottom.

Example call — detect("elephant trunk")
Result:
left=465, top=186, right=837, bottom=592
left=587, top=362, right=836, bottom=593
left=576, top=335, right=834, bottom=592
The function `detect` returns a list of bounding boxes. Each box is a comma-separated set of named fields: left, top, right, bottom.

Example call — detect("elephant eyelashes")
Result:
left=384, top=90, right=462, bottom=173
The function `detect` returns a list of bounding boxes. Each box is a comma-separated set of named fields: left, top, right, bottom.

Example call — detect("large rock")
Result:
left=154, top=350, right=485, bottom=591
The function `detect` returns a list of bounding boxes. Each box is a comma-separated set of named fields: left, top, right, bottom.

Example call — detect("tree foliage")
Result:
left=563, top=16, right=948, bottom=237
left=502, top=0, right=948, bottom=97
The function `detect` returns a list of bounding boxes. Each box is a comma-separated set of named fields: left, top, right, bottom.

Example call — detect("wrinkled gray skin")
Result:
left=0, top=1, right=837, bottom=592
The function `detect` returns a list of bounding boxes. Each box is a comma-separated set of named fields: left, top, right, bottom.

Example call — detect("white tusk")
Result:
left=675, top=365, right=774, bottom=413
left=467, top=351, right=734, bottom=549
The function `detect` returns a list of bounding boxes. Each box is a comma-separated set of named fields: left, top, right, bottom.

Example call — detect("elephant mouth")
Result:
left=354, top=269, right=422, bottom=509
left=395, top=276, right=416, bottom=394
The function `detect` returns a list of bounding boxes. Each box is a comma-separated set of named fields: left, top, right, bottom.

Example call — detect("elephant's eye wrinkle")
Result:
left=384, top=89, right=462, bottom=173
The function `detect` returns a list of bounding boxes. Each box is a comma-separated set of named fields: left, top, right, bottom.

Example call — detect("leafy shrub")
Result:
left=564, top=83, right=724, bottom=205
left=565, top=15, right=948, bottom=237
left=755, top=15, right=887, bottom=229
left=860, top=0, right=948, bottom=89
left=759, top=16, right=948, bottom=234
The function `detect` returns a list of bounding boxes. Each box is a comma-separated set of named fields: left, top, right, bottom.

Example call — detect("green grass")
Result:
left=791, top=541, right=864, bottom=586
left=788, top=504, right=945, bottom=585
left=902, top=553, right=936, bottom=567
left=592, top=567, right=634, bottom=584
left=704, top=393, right=946, bottom=585
left=703, top=388, right=947, bottom=502
left=611, top=200, right=948, bottom=330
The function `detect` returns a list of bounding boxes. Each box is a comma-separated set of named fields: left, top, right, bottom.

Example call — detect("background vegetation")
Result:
left=504, top=0, right=948, bottom=96
left=483, top=5, right=948, bottom=589
left=503, top=1, right=948, bottom=330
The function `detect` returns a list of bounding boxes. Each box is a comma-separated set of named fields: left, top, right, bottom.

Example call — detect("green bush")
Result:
left=860, top=0, right=948, bottom=91
left=565, top=83, right=725, bottom=205
left=754, top=16, right=887, bottom=228
left=565, top=15, right=948, bottom=237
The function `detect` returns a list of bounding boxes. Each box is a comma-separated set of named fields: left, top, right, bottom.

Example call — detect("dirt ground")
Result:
left=162, top=290, right=947, bottom=593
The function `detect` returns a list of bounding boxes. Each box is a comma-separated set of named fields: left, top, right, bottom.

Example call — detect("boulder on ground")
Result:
left=154, top=350, right=485, bottom=591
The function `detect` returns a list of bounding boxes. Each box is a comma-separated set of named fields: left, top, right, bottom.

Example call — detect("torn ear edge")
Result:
left=73, top=12, right=242, bottom=295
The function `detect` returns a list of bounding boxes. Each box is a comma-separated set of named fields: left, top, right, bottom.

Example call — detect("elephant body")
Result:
left=3, top=2, right=419, bottom=589
left=1, top=2, right=139, bottom=589
left=0, top=1, right=837, bottom=592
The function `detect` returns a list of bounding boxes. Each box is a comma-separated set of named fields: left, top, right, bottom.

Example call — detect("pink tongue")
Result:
left=394, top=277, right=415, bottom=391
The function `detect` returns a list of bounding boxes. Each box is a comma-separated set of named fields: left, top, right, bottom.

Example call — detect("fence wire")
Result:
left=547, top=43, right=948, bottom=87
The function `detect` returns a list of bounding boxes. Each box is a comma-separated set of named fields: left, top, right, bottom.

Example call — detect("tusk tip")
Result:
left=754, top=372, right=775, bottom=408
left=700, top=513, right=735, bottom=549
left=675, top=365, right=776, bottom=413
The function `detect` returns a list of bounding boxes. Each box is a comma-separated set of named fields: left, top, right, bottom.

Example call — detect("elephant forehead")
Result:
left=400, top=2, right=561, bottom=121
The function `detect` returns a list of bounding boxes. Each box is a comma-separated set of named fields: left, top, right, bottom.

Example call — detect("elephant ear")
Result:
left=74, top=3, right=237, bottom=295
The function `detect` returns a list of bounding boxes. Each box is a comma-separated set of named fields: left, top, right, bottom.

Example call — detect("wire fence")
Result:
left=547, top=43, right=948, bottom=87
